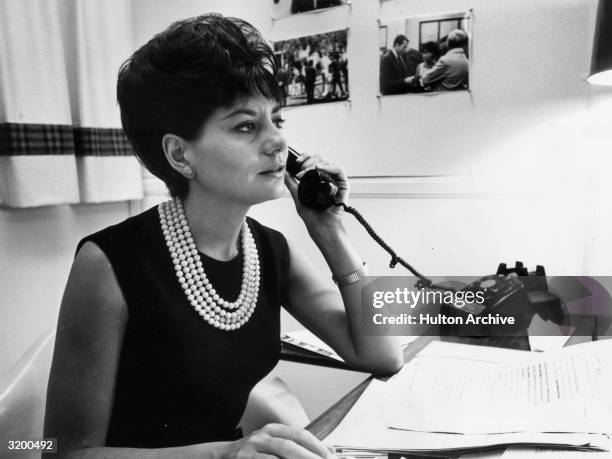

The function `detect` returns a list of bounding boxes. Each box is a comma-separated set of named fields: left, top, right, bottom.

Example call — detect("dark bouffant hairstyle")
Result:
left=117, top=14, right=282, bottom=198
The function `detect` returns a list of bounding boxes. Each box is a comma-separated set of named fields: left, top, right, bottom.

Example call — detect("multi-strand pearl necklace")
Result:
left=158, top=197, right=260, bottom=331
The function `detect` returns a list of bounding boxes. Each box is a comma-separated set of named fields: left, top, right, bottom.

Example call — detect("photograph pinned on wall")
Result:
left=273, top=0, right=349, bottom=19
left=274, top=29, right=349, bottom=107
left=379, top=11, right=472, bottom=96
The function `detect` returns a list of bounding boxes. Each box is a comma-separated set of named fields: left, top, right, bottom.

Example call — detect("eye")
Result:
left=236, top=121, right=257, bottom=133
left=273, top=117, right=286, bottom=129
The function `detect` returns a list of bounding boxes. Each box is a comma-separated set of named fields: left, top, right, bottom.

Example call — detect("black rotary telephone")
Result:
left=286, top=147, right=566, bottom=329
left=439, top=262, right=566, bottom=335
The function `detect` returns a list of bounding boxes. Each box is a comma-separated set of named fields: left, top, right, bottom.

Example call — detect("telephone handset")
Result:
left=286, top=146, right=339, bottom=210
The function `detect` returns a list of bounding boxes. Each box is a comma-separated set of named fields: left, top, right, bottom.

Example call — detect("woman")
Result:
left=415, top=41, right=439, bottom=91
left=44, top=13, right=402, bottom=458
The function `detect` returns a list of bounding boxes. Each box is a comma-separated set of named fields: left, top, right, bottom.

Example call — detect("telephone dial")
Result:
left=287, top=148, right=566, bottom=332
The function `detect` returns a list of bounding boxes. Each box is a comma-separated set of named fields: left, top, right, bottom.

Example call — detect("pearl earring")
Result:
left=183, top=165, right=195, bottom=179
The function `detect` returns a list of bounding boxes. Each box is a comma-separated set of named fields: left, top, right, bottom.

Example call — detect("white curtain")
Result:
left=0, top=0, right=143, bottom=207
left=59, top=0, right=143, bottom=203
left=0, top=0, right=79, bottom=207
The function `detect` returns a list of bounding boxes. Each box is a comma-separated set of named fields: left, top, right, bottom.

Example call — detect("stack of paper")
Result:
left=282, top=330, right=344, bottom=361
left=282, top=329, right=418, bottom=362
left=325, top=340, right=612, bottom=456
left=501, top=448, right=612, bottom=457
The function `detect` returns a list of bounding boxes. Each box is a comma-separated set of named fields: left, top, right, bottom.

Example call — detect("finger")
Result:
left=298, top=155, right=323, bottom=173
left=261, top=424, right=335, bottom=459
left=295, top=163, right=325, bottom=179
left=311, top=163, right=349, bottom=193
left=260, top=437, right=322, bottom=459
left=294, top=156, right=324, bottom=178
left=310, top=163, right=346, bottom=181
left=294, top=151, right=314, bottom=164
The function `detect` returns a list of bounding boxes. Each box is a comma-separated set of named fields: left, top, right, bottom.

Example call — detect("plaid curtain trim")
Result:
left=73, top=127, right=134, bottom=157
left=0, top=123, right=134, bottom=157
left=0, top=123, right=75, bottom=156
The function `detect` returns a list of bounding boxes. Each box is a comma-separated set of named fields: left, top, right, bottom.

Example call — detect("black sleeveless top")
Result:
left=77, top=205, right=288, bottom=448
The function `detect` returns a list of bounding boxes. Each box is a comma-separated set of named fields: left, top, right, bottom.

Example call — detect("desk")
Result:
left=304, top=335, right=531, bottom=441
left=301, top=324, right=609, bottom=459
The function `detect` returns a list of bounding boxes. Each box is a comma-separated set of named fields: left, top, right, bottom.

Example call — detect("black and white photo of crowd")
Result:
left=379, top=14, right=470, bottom=96
left=274, top=30, right=349, bottom=107
left=273, top=0, right=348, bottom=19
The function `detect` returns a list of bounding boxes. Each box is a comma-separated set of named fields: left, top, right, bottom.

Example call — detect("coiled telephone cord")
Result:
left=333, top=199, right=442, bottom=289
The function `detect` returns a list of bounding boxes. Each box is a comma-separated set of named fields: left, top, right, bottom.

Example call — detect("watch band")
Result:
left=333, top=262, right=367, bottom=288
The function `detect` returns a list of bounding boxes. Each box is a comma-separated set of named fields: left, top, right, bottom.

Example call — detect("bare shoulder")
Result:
left=61, top=241, right=128, bottom=333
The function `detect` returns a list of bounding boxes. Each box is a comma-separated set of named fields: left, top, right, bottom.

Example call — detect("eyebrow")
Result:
left=222, top=104, right=282, bottom=120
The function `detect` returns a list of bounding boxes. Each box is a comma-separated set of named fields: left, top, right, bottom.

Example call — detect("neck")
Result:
left=181, top=187, right=249, bottom=261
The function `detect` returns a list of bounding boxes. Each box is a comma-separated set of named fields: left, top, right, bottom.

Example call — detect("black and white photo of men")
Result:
left=379, top=12, right=471, bottom=96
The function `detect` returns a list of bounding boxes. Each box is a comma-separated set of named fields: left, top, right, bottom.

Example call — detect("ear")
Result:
left=162, top=134, right=190, bottom=173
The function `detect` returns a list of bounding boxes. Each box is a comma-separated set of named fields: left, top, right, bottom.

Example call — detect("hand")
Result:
left=284, top=152, right=349, bottom=232
left=222, top=423, right=335, bottom=458
left=404, top=76, right=415, bottom=84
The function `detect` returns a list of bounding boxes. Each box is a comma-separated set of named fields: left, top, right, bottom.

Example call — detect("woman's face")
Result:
left=184, top=94, right=288, bottom=206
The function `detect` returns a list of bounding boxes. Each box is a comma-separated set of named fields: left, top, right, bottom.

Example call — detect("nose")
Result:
left=262, top=122, right=287, bottom=157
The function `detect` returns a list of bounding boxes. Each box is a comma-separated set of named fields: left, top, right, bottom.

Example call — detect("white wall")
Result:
left=0, top=202, right=132, bottom=374
left=267, top=0, right=594, bottom=176
left=131, top=0, right=273, bottom=48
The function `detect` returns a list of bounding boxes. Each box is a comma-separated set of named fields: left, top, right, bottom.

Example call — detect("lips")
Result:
left=259, top=164, right=286, bottom=174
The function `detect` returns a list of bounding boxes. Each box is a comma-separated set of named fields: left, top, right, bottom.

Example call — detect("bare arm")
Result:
left=283, top=232, right=403, bottom=376
left=44, top=242, right=332, bottom=459
left=44, top=241, right=129, bottom=457
left=284, top=159, right=404, bottom=375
